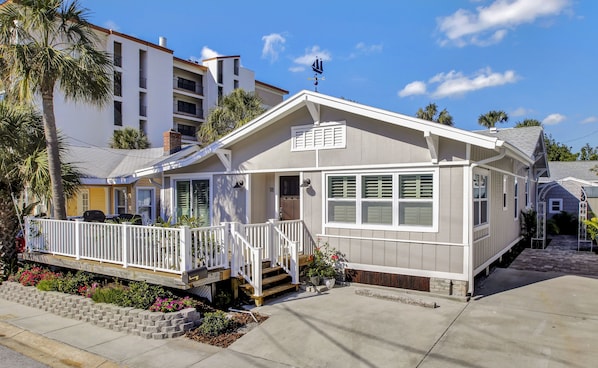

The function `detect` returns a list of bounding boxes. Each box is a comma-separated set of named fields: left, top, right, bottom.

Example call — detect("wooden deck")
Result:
left=20, top=252, right=231, bottom=290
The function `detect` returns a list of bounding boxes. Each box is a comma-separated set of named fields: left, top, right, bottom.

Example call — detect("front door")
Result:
left=279, top=176, right=300, bottom=220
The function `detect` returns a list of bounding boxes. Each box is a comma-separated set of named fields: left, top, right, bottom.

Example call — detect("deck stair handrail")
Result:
left=270, top=221, right=299, bottom=284
left=229, top=223, right=262, bottom=298
left=240, top=223, right=271, bottom=261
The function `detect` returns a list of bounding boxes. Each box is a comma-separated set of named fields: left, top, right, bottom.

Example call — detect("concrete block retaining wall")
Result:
left=0, top=281, right=200, bottom=340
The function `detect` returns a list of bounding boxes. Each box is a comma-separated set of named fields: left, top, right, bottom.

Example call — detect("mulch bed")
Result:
left=185, top=311, right=269, bottom=348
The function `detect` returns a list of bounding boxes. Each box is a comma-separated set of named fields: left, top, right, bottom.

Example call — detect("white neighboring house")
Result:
left=46, top=25, right=288, bottom=148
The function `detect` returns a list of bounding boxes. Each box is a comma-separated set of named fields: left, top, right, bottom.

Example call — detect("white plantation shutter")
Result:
left=399, top=174, right=433, bottom=226
left=328, top=176, right=356, bottom=223
left=362, top=175, right=392, bottom=225
left=291, top=123, right=346, bottom=151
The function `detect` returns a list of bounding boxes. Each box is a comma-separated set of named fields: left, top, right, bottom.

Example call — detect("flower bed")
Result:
left=0, top=281, right=200, bottom=340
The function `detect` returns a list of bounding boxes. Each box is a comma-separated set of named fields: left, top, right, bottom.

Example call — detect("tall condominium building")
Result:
left=53, top=25, right=288, bottom=148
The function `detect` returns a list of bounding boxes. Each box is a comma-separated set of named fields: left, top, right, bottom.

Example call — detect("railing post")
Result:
left=268, top=219, right=276, bottom=266
left=252, top=249, right=262, bottom=297
left=291, top=241, right=299, bottom=284
left=224, top=223, right=234, bottom=271
left=180, top=225, right=192, bottom=272
left=122, top=222, right=130, bottom=268
left=74, top=219, right=83, bottom=260
left=24, top=216, right=32, bottom=252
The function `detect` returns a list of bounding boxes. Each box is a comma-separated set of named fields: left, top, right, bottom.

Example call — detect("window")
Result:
left=177, top=77, right=197, bottom=93
left=473, top=173, right=488, bottom=227
left=218, top=86, right=223, bottom=101
left=77, top=189, right=89, bottom=215
left=291, top=122, right=346, bottom=151
left=177, top=100, right=197, bottom=115
left=549, top=198, right=563, bottom=214
left=114, top=101, right=122, bottom=126
left=514, top=179, right=519, bottom=219
left=234, top=58, right=239, bottom=75
left=114, top=71, right=122, bottom=97
left=502, top=175, right=508, bottom=210
left=326, top=171, right=436, bottom=229
left=525, top=180, right=529, bottom=207
left=175, top=179, right=210, bottom=225
left=217, top=60, right=223, bottom=84
left=113, top=42, right=122, bottom=67
left=177, top=124, right=196, bottom=137
left=136, top=188, right=155, bottom=223
left=234, top=79, right=239, bottom=89
left=399, top=174, right=433, bottom=226
left=114, top=188, right=127, bottom=214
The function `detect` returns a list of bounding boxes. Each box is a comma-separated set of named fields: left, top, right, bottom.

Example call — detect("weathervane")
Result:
left=309, top=57, right=324, bottom=92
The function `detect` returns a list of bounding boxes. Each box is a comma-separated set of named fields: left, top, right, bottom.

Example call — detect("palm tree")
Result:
left=514, top=119, right=542, bottom=128
left=478, top=110, right=509, bottom=128
left=0, top=102, right=80, bottom=278
left=0, top=0, right=112, bottom=219
left=197, top=88, right=266, bottom=145
left=415, top=103, right=454, bottom=126
left=110, top=127, right=150, bottom=149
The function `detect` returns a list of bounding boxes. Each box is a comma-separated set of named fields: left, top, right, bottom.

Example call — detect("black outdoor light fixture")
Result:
left=233, top=180, right=244, bottom=189
left=300, top=178, right=311, bottom=187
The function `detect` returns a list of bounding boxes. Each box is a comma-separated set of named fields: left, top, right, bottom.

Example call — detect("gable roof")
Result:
left=539, top=161, right=598, bottom=183
left=65, top=145, right=198, bottom=185
left=135, top=90, right=545, bottom=176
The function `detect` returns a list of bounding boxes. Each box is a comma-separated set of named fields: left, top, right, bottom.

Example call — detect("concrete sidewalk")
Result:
left=2, top=268, right=598, bottom=368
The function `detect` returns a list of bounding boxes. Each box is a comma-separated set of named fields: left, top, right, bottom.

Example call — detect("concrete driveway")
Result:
left=226, top=268, right=598, bottom=368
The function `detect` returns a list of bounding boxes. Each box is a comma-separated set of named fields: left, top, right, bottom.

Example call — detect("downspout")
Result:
left=467, top=148, right=506, bottom=297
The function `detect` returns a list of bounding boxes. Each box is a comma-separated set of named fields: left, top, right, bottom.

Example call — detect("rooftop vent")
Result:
left=159, top=36, right=167, bottom=48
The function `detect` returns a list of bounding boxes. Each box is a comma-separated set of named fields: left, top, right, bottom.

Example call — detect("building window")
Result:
left=113, top=42, right=122, bottom=67
left=217, top=60, right=223, bottom=84
left=291, top=122, right=346, bottom=151
left=525, top=180, right=529, bottom=207
left=114, top=71, right=122, bottom=97
left=77, top=189, right=89, bottom=216
left=218, top=86, right=223, bottom=102
left=473, top=173, right=488, bottom=227
left=502, top=175, right=507, bottom=210
left=177, top=124, right=196, bottom=137
left=177, top=77, right=197, bottom=93
left=177, top=100, right=197, bottom=115
left=136, top=188, right=155, bottom=223
left=175, top=179, right=210, bottom=225
left=234, top=79, right=239, bottom=89
left=114, top=188, right=127, bottom=214
left=549, top=198, right=563, bottom=214
left=234, top=58, right=239, bottom=75
left=514, top=179, right=519, bottom=219
left=139, top=120, right=146, bottom=136
left=326, top=171, right=436, bottom=229
left=114, top=101, right=122, bottom=126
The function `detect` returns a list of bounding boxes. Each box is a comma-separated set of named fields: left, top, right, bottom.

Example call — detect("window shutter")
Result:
left=328, top=176, right=356, bottom=198
left=363, top=175, right=392, bottom=198
left=176, top=181, right=190, bottom=217
left=192, top=180, right=210, bottom=225
left=400, top=174, right=432, bottom=199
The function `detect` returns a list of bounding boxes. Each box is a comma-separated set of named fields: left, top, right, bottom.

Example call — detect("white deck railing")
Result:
left=25, top=217, right=313, bottom=297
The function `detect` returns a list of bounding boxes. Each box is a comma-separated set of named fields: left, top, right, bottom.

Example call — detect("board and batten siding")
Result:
left=318, top=165, right=465, bottom=274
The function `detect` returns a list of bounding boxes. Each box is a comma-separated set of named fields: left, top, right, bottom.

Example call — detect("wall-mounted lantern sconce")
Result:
left=300, top=178, right=311, bottom=187
left=233, top=180, right=244, bottom=189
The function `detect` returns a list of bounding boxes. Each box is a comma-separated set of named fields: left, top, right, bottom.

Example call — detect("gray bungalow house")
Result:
left=137, top=90, right=549, bottom=297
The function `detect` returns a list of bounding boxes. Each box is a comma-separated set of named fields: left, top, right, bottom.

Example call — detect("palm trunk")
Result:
left=41, top=90, right=67, bottom=220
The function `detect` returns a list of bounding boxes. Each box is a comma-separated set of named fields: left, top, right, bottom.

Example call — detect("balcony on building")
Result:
left=174, top=100, right=203, bottom=119
left=174, top=77, right=203, bottom=96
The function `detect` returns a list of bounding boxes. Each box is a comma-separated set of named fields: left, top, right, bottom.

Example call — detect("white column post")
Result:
left=74, top=219, right=83, bottom=260
left=291, top=240, right=299, bottom=284
left=223, top=222, right=231, bottom=270
left=180, top=225, right=192, bottom=272
left=122, top=222, right=131, bottom=268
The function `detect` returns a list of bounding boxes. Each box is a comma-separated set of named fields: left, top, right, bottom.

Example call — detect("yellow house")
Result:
left=65, top=131, right=198, bottom=223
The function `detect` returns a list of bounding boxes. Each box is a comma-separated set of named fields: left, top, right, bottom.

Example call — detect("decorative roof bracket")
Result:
left=424, top=131, right=439, bottom=164
left=306, top=99, right=320, bottom=125
left=216, top=149, right=232, bottom=172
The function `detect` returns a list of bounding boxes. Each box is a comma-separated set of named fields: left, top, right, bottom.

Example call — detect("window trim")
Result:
left=514, top=179, right=519, bottom=220
left=136, top=187, right=155, bottom=223
left=77, top=189, right=89, bottom=216
left=549, top=198, right=563, bottom=214
left=473, top=170, right=489, bottom=228
left=173, top=177, right=212, bottom=225
left=502, top=175, right=508, bottom=210
left=114, top=187, right=127, bottom=215
left=324, top=169, right=439, bottom=232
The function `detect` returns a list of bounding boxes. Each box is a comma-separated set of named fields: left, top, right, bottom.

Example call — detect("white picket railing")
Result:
left=24, top=217, right=314, bottom=297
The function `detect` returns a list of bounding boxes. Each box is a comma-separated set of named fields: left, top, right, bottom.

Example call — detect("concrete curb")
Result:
left=355, top=288, right=439, bottom=308
left=0, top=321, right=124, bottom=368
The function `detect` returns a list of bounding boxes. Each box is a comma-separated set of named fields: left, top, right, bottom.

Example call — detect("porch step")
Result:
left=262, top=273, right=290, bottom=286
left=262, top=265, right=283, bottom=275
left=254, top=283, right=299, bottom=307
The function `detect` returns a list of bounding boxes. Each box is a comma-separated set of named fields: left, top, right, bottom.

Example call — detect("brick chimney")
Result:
left=163, top=130, right=182, bottom=155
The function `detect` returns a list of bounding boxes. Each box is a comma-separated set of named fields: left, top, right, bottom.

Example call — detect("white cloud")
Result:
left=289, top=66, right=305, bottom=73
left=348, top=42, right=384, bottom=59
left=398, top=81, right=427, bottom=97
left=398, top=67, right=518, bottom=99
left=431, top=67, right=518, bottom=98
left=581, top=116, right=598, bottom=124
left=511, top=107, right=533, bottom=117
left=261, top=33, right=286, bottom=62
left=104, top=20, right=120, bottom=31
left=437, top=0, right=571, bottom=46
left=542, top=113, right=566, bottom=125
left=199, top=46, right=221, bottom=60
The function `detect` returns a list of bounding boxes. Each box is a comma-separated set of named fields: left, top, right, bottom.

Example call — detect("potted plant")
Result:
left=305, top=242, right=344, bottom=288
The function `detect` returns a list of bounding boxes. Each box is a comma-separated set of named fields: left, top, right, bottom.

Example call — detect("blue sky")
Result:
left=80, top=0, right=598, bottom=153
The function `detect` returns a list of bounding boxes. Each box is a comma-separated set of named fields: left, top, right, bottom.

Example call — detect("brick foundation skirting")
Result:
left=0, top=281, right=200, bottom=340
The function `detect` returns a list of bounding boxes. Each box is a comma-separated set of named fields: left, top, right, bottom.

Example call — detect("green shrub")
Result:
left=197, top=311, right=232, bottom=336
left=114, top=281, right=173, bottom=310
left=549, top=211, right=578, bottom=235
left=519, top=209, right=537, bottom=244
left=56, top=271, right=93, bottom=295
left=92, top=284, right=126, bottom=304
left=36, top=277, right=60, bottom=291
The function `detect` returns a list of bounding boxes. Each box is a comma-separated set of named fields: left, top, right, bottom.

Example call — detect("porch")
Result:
left=23, top=217, right=316, bottom=305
